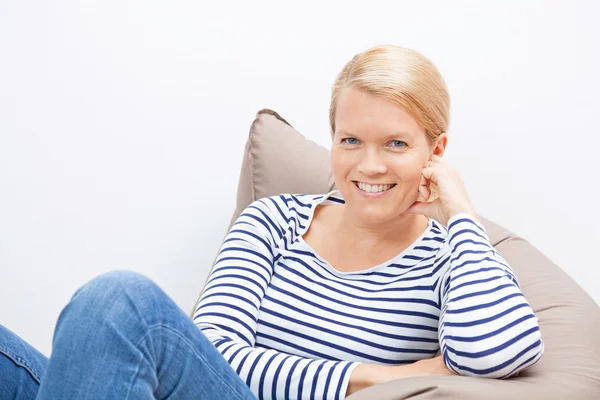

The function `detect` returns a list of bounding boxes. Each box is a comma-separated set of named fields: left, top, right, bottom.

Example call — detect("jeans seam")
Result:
left=122, top=351, right=144, bottom=400
left=0, top=343, right=44, bottom=384
left=135, top=324, right=252, bottom=400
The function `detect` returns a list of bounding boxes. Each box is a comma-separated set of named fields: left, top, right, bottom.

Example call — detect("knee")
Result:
left=82, top=269, right=152, bottom=291
left=64, top=270, right=162, bottom=324
left=51, top=270, right=172, bottom=356
left=75, top=270, right=152, bottom=300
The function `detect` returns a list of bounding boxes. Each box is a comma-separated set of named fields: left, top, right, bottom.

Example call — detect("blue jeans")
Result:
left=0, top=271, right=257, bottom=399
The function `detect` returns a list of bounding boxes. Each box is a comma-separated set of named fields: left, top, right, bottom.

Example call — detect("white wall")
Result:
left=1, top=0, right=598, bottom=357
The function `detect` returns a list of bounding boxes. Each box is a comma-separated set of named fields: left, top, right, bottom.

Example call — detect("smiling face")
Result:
left=331, top=87, right=444, bottom=225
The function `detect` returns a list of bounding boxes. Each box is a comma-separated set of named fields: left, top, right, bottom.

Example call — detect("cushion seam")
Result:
left=249, top=109, right=296, bottom=201
left=248, top=119, right=257, bottom=201
left=256, top=108, right=292, bottom=127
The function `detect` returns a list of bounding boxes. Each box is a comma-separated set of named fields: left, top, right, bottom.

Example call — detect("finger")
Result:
left=404, top=198, right=440, bottom=219
left=404, top=201, right=429, bottom=216
left=419, top=169, right=428, bottom=186
left=414, top=197, right=442, bottom=218
left=418, top=185, right=430, bottom=202
left=417, top=172, right=429, bottom=201
left=428, top=181, right=439, bottom=202
left=421, top=166, right=439, bottom=185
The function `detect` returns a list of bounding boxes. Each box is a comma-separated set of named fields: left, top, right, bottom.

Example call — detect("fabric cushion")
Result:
left=207, top=109, right=600, bottom=399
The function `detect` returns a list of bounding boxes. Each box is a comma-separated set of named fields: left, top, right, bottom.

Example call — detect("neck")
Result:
left=335, top=206, right=429, bottom=250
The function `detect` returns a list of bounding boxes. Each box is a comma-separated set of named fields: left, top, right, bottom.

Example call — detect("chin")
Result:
left=344, top=192, right=401, bottom=220
left=341, top=182, right=417, bottom=222
left=358, top=209, right=398, bottom=225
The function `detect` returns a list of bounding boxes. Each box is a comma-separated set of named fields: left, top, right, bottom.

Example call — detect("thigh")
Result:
left=0, top=325, right=48, bottom=400
left=141, top=283, right=258, bottom=400
left=129, top=272, right=258, bottom=400
left=150, top=318, right=258, bottom=400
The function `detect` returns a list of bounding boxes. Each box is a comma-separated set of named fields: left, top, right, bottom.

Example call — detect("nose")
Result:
left=357, top=148, right=387, bottom=176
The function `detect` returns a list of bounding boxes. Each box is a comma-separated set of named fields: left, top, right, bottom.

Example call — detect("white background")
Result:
left=1, top=0, right=598, bottom=357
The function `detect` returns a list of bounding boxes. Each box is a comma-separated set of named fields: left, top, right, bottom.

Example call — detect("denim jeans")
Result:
left=0, top=271, right=257, bottom=399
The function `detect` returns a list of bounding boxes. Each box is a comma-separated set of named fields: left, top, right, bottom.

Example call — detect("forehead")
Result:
left=334, top=87, right=425, bottom=140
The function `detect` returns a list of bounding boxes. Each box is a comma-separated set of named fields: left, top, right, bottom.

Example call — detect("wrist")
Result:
left=449, top=208, right=479, bottom=224
left=346, top=364, right=400, bottom=397
left=391, top=362, right=420, bottom=379
left=362, top=363, right=417, bottom=385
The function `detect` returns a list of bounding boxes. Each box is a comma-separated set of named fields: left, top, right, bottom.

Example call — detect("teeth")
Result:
left=356, top=182, right=395, bottom=193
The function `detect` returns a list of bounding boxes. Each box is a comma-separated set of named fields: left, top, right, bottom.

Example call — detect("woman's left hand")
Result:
left=402, top=155, right=479, bottom=226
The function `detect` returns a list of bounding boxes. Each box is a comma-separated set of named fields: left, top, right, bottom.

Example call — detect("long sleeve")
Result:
left=193, top=198, right=359, bottom=400
left=437, top=213, right=544, bottom=378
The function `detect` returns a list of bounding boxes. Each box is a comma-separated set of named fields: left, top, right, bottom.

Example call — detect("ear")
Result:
left=431, top=133, right=448, bottom=158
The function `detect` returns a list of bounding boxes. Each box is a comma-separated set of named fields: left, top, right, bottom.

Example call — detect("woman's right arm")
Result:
left=193, top=197, right=360, bottom=400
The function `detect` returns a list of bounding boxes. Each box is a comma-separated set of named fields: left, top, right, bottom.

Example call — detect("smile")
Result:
left=353, top=181, right=397, bottom=194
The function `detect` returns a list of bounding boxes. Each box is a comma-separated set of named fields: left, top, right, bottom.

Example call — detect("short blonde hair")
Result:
left=329, top=45, right=450, bottom=144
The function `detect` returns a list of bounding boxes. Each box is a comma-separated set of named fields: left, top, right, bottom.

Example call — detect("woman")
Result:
left=0, top=45, right=543, bottom=399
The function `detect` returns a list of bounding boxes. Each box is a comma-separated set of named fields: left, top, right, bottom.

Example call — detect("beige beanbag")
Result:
left=198, top=109, right=600, bottom=399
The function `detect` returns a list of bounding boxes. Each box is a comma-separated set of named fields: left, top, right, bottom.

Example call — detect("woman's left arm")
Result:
left=404, top=154, right=544, bottom=378
left=437, top=214, right=544, bottom=378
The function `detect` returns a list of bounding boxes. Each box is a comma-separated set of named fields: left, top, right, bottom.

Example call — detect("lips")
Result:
left=353, top=181, right=397, bottom=193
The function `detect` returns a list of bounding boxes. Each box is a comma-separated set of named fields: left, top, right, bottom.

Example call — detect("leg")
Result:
left=36, top=270, right=256, bottom=400
left=0, top=325, right=48, bottom=399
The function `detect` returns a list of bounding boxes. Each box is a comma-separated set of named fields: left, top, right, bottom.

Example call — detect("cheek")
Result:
left=330, top=155, right=341, bottom=177
left=330, top=151, right=353, bottom=177
left=391, top=158, right=424, bottom=182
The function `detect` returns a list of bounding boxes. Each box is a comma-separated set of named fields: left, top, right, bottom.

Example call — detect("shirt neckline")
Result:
left=296, top=190, right=435, bottom=276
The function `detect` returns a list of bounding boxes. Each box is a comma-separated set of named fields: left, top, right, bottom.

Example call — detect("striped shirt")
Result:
left=193, top=190, right=544, bottom=400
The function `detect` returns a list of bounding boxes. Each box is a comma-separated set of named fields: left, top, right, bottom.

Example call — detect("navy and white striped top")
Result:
left=193, top=191, right=544, bottom=400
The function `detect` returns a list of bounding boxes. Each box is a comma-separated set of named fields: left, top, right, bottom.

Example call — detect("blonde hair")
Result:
left=329, top=45, right=450, bottom=144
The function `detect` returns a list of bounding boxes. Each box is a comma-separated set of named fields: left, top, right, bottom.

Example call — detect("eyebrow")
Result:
left=335, top=130, right=414, bottom=140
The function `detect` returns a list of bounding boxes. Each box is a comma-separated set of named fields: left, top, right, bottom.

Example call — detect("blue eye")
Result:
left=342, top=138, right=359, bottom=145
left=389, top=140, right=407, bottom=148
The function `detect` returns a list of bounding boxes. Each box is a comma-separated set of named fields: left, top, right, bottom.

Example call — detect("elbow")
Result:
left=443, top=331, right=544, bottom=379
